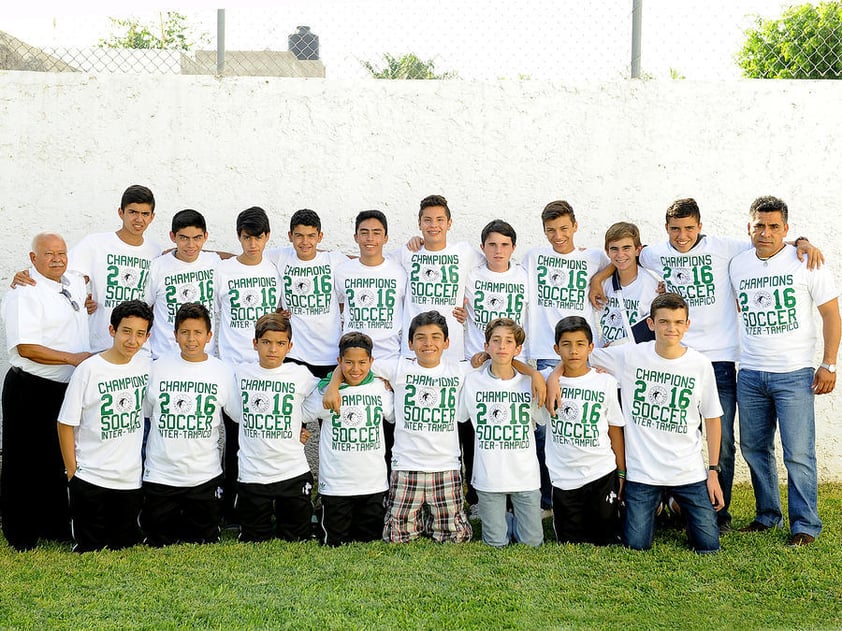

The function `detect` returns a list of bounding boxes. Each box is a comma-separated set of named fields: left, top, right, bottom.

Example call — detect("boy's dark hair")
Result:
left=484, top=317, right=525, bottom=346
left=355, top=210, right=388, bottom=235
left=649, top=292, right=689, bottom=319
left=408, top=310, right=449, bottom=343
left=237, top=206, right=271, bottom=237
left=480, top=219, right=517, bottom=246
left=541, top=200, right=576, bottom=225
left=418, top=194, right=451, bottom=220
left=665, top=198, right=701, bottom=224
left=338, top=332, right=374, bottom=357
left=749, top=195, right=788, bottom=224
left=554, top=316, right=593, bottom=345
left=174, top=302, right=212, bottom=332
left=110, top=299, right=154, bottom=331
left=121, top=185, right=155, bottom=212
left=171, top=209, right=207, bottom=234
left=290, top=209, right=321, bottom=232
left=254, top=312, right=292, bottom=341
left=604, top=222, right=641, bottom=250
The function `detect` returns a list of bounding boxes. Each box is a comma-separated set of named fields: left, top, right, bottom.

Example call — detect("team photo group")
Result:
left=1, top=184, right=837, bottom=554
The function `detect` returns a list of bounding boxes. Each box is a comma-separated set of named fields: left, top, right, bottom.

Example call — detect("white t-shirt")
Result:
left=729, top=244, right=839, bottom=372
left=303, top=373, right=394, bottom=496
left=590, top=341, right=722, bottom=487
left=214, top=257, right=281, bottom=366
left=57, top=353, right=151, bottom=490
left=542, top=368, right=624, bottom=491
left=143, top=354, right=238, bottom=486
left=2, top=267, right=90, bottom=382
left=394, top=242, right=482, bottom=360
left=230, top=361, right=319, bottom=484
left=144, top=251, right=221, bottom=359
left=464, top=263, right=529, bottom=360
left=598, top=269, right=661, bottom=346
left=640, top=236, right=749, bottom=362
left=373, top=357, right=473, bottom=472
left=335, top=257, right=407, bottom=361
left=70, top=232, right=161, bottom=352
left=523, top=246, right=609, bottom=359
left=458, top=365, right=545, bottom=493
left=272, top=247, right=347, bottom=366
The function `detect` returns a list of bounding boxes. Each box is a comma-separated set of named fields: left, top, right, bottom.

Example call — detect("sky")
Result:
left=1, top=1, right=798, bottom=80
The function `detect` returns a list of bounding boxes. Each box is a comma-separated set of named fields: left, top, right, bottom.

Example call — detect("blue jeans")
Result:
left=737, top=367, right=821, bottom=537
left=535, top=358, right=559, bottom=509
left=712, top=361, right=737, bottom=527
left=623, top=480, right=720, bottom=553
left=476, top=489, right=543, bottom=547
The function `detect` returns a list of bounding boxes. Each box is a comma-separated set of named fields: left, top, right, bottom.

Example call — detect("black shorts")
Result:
left=236, top=472, right=314, bottom=542
left=319, top=491, right=387, bottom=546
left=68, top=476, right=142, bottom=552
left=552, top=469, right=622, bottom=545
left=141, top=476, right=224, bottom=547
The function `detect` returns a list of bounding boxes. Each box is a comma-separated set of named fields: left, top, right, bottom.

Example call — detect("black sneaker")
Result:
left=739, top=520, right=771, bottom=532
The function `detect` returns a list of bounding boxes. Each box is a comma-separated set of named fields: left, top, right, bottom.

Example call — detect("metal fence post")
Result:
left=217, top=9, right=226, bottom=75
left=631, top=0, right=643, bottom=78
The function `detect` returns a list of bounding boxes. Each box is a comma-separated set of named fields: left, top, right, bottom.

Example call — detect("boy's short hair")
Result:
left=665, top=198, right=701, bottom=223
left=171, top=209, right=207, bottom=234
left=480, top=219, right=517, bottom=246
left=254, top=312, right=292, bottom=341
left=237, top=206, right=271, bottom=237
left=355, top=210, right=388, bottom=235
left=484, top=317, right=525, bottom=346
left=408, top=310, right=448, bottom=342
left=418, top=194, right=451, bottom=220
left=174, top=302, right=212, bottom=332
left=290, top=209, right=321, bottom=232
left=749, top=195, right=788, bottom=224
left=649, top=292, right=689, bottom=319
left=604, top=221, right=641, bottom=250
left=554, top=316, right=593, bottom=345
left=110, top=299, right=154, bottom=330
left=338, top=332, right=374, bottom=357
left=121, top=185, right=155, bottom=212
left=541, top=200, right=576, bottom=225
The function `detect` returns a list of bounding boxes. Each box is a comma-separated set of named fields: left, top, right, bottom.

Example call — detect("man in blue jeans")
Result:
left=729, top=196, right=840, bottom=547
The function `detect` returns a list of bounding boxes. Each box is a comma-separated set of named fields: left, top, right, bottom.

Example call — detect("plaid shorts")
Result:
left=383, top=469, right=472, bottom=543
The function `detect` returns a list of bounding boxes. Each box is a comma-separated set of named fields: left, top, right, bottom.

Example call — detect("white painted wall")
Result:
left=1, top=72, right=841, bottom=479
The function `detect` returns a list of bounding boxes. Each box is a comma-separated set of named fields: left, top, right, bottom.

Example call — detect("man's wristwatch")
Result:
left=820, top=363, right=837, bottom=373
left=708, top=464, right=721, bottom=473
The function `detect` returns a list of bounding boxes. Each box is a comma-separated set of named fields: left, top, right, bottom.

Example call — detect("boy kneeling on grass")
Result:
left=547, top=293, right=724, bottom=553
left=304, top=332, right=394, bottom=546
left=458, top=318, right=546, bottom=547
left=58, top=300, right=154, bottom=552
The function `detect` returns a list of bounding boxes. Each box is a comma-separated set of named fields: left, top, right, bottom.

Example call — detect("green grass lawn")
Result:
left=1, top=483, right=841, bottom=630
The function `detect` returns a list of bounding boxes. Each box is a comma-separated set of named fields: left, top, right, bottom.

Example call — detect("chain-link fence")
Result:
left=1, top=1, right=841, bottom=79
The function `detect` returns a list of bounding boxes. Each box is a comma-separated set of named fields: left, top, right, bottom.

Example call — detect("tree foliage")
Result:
left=99, top=12, right=209, bottom=51
left=362, top=53, right=459, bottom=79
left=737, top=2, right=842, bottom=78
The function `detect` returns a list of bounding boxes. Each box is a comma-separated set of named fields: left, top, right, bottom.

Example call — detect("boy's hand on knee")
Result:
left=707, top=473, right=724, bottom=511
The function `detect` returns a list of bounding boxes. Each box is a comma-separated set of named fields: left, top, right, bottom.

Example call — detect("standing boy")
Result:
left=57, top=300, right=153, bottom=552
left=458, top=318, right=545, bottom=547
left=231, top=313, right=319, bottom=542
left=304, top=332, right=394, bottom=546
left=142, top=303, right=239, bottom=546
left=544, top=316, right=625, bottom=545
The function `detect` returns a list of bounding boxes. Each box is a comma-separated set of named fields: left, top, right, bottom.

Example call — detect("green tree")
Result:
left=737, top=2, right=842, bottom=78
left=362, top=53, right=458, bottom=79
left=99, top=12, right=208, bottom=51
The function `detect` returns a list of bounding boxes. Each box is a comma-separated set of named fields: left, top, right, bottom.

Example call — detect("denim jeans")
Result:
left=476, top=489, right=543, bottom=547
left=737, top=367, right=821, bottom=537
left=712, top=361, right=737, bottom=527
left=623, top=480, right=720, bottom=553
left=535, top=358, right=559, bottom=509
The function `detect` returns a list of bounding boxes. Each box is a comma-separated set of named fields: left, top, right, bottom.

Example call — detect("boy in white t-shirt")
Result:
left=145, top=209, right=222, bottom=359
left=231, top=313, right=319, bottom=542
left=304, top=332, right=394, bottom=546
left=57, top=300, right=154, bottom=552
left=458, top=318, right=545, bottom=547
left=544, top=316, right=625, bottom=545
left=141, top=302, right=238, bottom=546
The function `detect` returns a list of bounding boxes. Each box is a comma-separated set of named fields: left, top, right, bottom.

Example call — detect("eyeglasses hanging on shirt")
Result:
left=59, top=282, right=80, bottom=312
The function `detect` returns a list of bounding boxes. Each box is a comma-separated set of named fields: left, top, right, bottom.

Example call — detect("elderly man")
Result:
left=1, top=233, right=91, bottom=550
